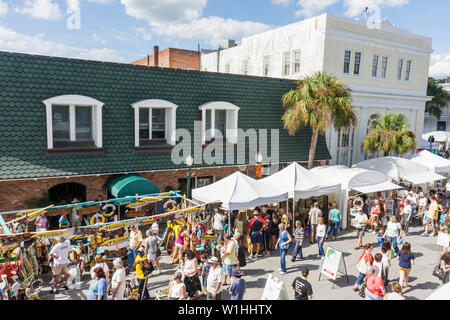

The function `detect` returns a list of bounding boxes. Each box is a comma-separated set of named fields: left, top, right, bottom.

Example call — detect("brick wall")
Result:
left=0, top=165, right=252, bottom=212
left=130, top=48, right=200, bottom=70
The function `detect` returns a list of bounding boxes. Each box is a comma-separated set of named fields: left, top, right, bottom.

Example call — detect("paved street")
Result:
left=39, top=222, right=446, bottom=300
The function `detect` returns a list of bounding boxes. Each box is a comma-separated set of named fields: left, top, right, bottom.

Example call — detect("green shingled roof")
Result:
left=0, top=51, right=331, bottom=180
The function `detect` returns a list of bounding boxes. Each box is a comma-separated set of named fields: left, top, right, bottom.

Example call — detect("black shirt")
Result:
left=292, top=277, right=313, bottom=300
left=251, top=218, right=263, bottom=233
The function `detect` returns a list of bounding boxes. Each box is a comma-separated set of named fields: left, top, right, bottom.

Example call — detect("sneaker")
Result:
left=321, top=256, right=325, bottom=260
left=420, top=232, right=427, bottom=237
left=63, top=285, right=69, bottom=291
left=291, top=259, right=295, bottom=263
left=317, top=255, right=322, bottom=258
left=50, top=288, right=59, bottom=294
left=280, top=271, right=287, bottom=275
left=278, top=268, right=282, bottom=271
left=256, top=254, right=262, bottom=258
left=353, top=287, right=359, bottom=292
left=154, top=270, right=160, bottom=275
left=432, top=233, right=438, bottom=237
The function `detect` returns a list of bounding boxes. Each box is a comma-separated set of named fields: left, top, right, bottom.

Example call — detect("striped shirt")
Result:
left=294, top=227, right=305, bottom=241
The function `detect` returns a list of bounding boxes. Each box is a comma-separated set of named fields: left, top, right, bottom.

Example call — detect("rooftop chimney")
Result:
left=447, top=76, right=450, bottom=84
left=153, top=45, right=159, bottom=67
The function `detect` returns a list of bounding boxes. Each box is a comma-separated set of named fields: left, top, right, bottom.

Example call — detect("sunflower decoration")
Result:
left=15, top=209, right=38, bottom=216
left=26, top=210, right=47, bottom=222
left=140, top=218, right=156, bottom=226
left=140, top=197, right=163, bottom=204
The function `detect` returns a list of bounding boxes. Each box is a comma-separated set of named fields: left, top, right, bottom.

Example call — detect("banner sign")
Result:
left=320, top=247, right=346, bottom=281
left=261, top=274, right=290, bottom=300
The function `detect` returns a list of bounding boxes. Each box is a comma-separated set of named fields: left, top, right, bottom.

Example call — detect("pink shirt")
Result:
left=36, top=216, right=47, bottom=229
left=176, top=232, right=184, bottom=245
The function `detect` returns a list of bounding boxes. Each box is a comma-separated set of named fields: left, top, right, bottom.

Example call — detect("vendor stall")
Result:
left=353, top=156, right=445, bottom=185
left=408, top=150, right=450, bottom=174
left=311, top=165, right=400, bottom=230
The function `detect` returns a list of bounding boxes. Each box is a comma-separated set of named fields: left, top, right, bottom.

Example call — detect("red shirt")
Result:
left=248, top=216, right=268, bottom=231
left=358, top=250, right=374, bottom=265
left=365, top=275, right=385, bottom=296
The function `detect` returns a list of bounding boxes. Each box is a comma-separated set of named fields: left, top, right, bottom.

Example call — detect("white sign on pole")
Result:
left=436, top=232, right=450, bottom=247
left=320, top=247, right=347, bottom=281
left=261, top=274, right=290, bottom=300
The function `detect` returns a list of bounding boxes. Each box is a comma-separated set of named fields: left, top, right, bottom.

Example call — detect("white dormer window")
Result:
left=43, top=95, right=104, bottom=150
left=199, top=102, right=239, bottom=145
left=131, top=99, right=178, bottom=147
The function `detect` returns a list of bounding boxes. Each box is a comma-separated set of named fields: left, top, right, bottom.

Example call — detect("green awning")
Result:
left=107, top=174, right=160, bottom=198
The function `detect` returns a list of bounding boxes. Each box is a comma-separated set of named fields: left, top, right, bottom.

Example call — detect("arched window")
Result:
left=42, top=95, right=104, bottom=151
left=364, top=113, right=381, bottom=160
left=199, top=101, right=240, bottom=145
left=131, top=99, right=179, bottom=147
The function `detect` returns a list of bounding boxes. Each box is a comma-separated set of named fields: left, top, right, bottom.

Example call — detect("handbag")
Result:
left=397, top=236, right=404, bottom=246
left=432, top=265, right=445, bottom=280
left=358, top=281, right=367, bottom=298
left=142, top=262, right=154, bottom=277
left=357, top=252, right=371, bottom=274
left=156, top=248, right=161, bottom=258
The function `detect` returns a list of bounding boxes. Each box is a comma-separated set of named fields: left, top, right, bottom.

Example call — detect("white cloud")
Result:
left=295, top=0, right=340, bottom=17
left=92, top=33, right=107, bottom=44
left=87, top=0, right=114, bottom=3
left=15, top=0, right=64, bottom=20
left=120, top=0, right=207, bottom=27
left=135, top=27, right=152, bottom=41
left=343, top=0, right=410, bottom=17
left=152, top=16, right=273, bottom=47
left=0, top=25, right=125, bottom=62
left=0, top=0, right=8, bottom=17
left=271, top=0, right=292, bottom=6
left=429, top=54, right=450, bottom=78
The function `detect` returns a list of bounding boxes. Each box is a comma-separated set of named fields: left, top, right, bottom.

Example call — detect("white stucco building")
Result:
left=201, top=13, right=433, bottom=166
left=423, top=82, right=450, bottom=141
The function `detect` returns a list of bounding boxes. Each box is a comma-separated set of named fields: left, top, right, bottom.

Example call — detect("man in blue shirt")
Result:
left=229, top=269, right=245, bottom=300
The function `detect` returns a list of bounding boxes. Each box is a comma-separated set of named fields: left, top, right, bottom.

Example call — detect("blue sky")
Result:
left=0, top=0, right=448, bottom=76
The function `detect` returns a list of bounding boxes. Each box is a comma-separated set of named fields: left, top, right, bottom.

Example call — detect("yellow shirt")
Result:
left=428, top=201, right=439, bottom=220
left=129, top=230, right=142, bottom=249
left=135, top=255, right=148, bottom=279
left=223, top=240, right=236, bottom=265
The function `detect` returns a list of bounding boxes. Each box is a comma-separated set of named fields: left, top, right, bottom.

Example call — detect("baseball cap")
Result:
left=137, top=247, right=145, bottom=253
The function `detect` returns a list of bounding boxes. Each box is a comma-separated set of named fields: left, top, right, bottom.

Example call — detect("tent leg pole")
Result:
left=292, top=198, right=296, bottom=235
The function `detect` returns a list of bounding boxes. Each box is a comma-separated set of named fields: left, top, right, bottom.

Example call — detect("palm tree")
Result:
left=282, top=71, right=356, bottom=169
left=426, top=77, right=448, bottom=119
left=363, top=113, right=416, bottom=157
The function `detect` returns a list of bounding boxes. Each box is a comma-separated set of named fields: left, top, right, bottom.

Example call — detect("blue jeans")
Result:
left=138, top=277, right=150, bottom=300
left=317, top=236, right=325, bottom=257
left=127, top=248, right=138, bottom=269
left=386, top=235, right=399, bottom=254
left=356, top=272, right=366, bottom=286
left=365, top=289, right=383, bottom=300
left=280, top=248, right=288, bottom=272
left=291, top=240, right=303, bottom=261
left=326, top=221, right=340, bottom=237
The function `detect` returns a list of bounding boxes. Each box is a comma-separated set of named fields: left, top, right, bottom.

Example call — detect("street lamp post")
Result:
left=428, top=135, right=435, bottom=152
left=185, top=155, right=194, bottom=199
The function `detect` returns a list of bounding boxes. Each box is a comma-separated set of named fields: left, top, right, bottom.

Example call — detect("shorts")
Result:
left=147, top=253, right=156, bottom=261
left=426, top=217, right=436, bottom=225
left=222, top=263, right=233, bottom=276
left=356, top=227, right=366, bottom=237
left=398, top=267, right=411, bottom=273
left=206, top=291, right=222, bottom=300
left=175, top=243, right=184, bottom=249
left=52, top=263, right=68, bottom=276
left=310, top=224, right=317, bottom=233
left=250, top=232, right=263, bottom=244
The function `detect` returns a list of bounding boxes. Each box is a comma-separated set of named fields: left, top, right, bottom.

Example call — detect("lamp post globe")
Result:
left=185, top=156, right=194, bottom=199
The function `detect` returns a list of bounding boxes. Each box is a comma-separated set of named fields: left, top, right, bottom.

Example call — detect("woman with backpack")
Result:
left=353, top=243, right=374, bottom=293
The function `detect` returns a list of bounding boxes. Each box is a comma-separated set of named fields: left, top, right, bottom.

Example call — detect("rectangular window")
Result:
left=282, top=51, right=290, bottom=76
left=52, top=105, right=70, bottom=141
left=397, top=59, right=403, bottom=80
left=205, top=109, right=212, bottom=141
left=139, top=108, right=166, bottom=142
left=263, top=55, right=270, bottom=76
left=343, top=50, right=351, bottom=74
left=405, top=60, right=412, bottom=81
left=381, top=56, right=388, bottom=79
left=372, top=55, right=379, bottom=77
left=293, top=50, right=301, bottom=73
left=354, top=52, right=361, bottom=75
left=215, top=110, right=227, bottom=139
left=75, top=106, right=92, bottom=141
left=225, top=63, right=230, bottom=73
left=151, top=108, right=166, bottom=140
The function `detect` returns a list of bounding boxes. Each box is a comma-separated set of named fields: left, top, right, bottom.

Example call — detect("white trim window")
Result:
left=242, top=59, right=249, bottom=75
left=43, top=95, right=104, bottom=150
left=343, top=50, right=351, bottom=74
left=131, top=99, right=178, bottom=147
left=354, top=52, right=361, bottom=75
left=263, top=55, right=270, bottom=76
left=225, top=63, right=231, bottom=73
left=405, top=60, right=412, bottom=81
left=371, top=54, right=379, bottom=78
left=381, top=56, right=388, bottom=79
left=397, top=59, right=404, bottom=80
left=336, top=126, right=355, bottom=167
left=282, top=51, right=291, bottom=76
left=293, top=50, right=301, bottom=73
left=199, top=101, right=240, bottom=145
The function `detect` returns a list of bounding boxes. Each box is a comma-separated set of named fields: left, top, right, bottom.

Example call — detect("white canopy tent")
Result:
left=310, top=165, right=401, bottom=229
left=353, top=156, right=445, bottom=185
left=260, top=162, right=341, bottom=200
left=192, top=171, right=288, bottom=211
left=260, top=162, right=341, bottom=235
left=408, top=150, right=450, bottom=174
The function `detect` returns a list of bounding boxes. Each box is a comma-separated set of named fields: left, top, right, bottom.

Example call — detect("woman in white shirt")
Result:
left=316, top=217, right=326, bottom=260
left=169, top=272, right=187, bottom=300
left=402, top=200, right=413, bottom=234
left=383, top=215, right=403, bottom=254
left=182, top=250, right=201, bottom=300
left=111, top=258, right=126, bottom=300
